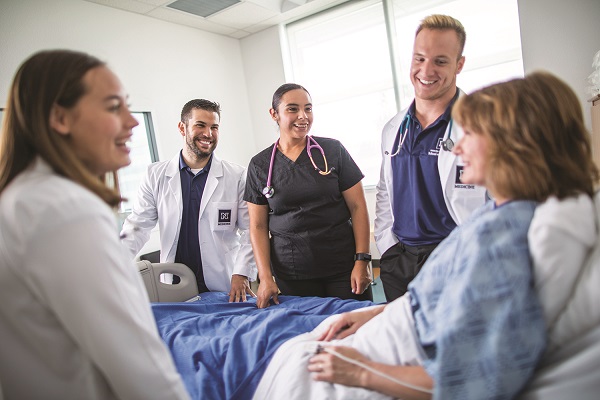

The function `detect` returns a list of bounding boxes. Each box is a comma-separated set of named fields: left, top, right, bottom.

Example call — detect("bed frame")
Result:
left=136, top=260, right=199, bottom=302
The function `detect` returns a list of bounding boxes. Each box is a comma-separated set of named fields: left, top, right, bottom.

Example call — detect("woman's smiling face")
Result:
left=52, top=65, right=139, bottom=176
left=453, top=127, right=491, bottom=188
left=271, top=89, right=313, bottom=139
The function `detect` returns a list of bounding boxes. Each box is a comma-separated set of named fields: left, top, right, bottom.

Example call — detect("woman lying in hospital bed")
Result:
left=252, top=71, right=599, bottom=400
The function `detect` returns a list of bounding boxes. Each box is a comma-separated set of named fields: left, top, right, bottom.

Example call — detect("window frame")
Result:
left=0, top=108, right=158, bottom=219
left=282, top=0, right=524, bottom=188
left=117, top=111, right=159, bottom=216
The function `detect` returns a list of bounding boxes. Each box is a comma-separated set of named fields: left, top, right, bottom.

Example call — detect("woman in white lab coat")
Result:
left=0, top=50, right=190, bottom=399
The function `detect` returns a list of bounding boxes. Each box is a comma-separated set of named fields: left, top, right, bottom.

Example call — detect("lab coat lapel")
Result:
left=438, top=123, right=457, bottom=188
left=164, top=155, right=183, bottom=261
left=384, top=110, right=407, bottom=205
left=199, top=154, right=222, bottom=218
left=438, top=89, right=465, bottom=192
left=165, top=154, right=183, bottom=214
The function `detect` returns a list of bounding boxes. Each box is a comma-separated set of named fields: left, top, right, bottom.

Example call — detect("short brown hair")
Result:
left=181, top=99, right=221, bottom=123
left=453, top=71, right=599, bottom=201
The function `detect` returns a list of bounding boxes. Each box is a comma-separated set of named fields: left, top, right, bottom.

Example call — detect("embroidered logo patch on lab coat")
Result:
left=218, top=209, right=232, bottom=225
left=454, top=165, right=475, bottom=189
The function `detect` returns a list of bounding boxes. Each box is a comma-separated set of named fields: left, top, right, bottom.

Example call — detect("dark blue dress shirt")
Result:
left=175, top=151, right=212, bottom=293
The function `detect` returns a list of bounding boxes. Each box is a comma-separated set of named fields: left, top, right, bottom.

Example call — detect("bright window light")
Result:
left=284, top=0, right=523, bottom=187
left=117, top=112, right=158, bottom=214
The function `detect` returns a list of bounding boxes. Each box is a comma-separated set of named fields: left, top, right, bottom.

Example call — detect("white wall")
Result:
left=518, top=0, right=600, bottom=131
left=0, top=0, right=257, bottom=166
left=240, top=25, right=286, bottom=153
left=2, top=0, right=599, bottom=249
left=0, top=0, right=260, bottom=256
left=239, top=0, right=600, bottom=227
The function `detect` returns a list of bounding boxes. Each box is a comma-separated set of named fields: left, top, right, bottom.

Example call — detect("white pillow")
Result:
left=528, top=192, right=598, bottom=351
left=544, top=191, right=600, bottom=355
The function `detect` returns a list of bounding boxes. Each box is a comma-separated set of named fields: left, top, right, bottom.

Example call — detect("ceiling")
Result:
left=82, top=0, right=351, bottom=39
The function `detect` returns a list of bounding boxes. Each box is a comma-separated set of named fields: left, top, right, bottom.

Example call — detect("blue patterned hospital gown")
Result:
left=409, top=200, right=546, bottom=400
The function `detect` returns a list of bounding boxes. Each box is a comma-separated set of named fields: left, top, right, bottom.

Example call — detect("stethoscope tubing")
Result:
left=262, top=135, right=332, bottom=198
left=385, top=113, right=454, bottom=156
left=265, top=139, right=279, bottom=189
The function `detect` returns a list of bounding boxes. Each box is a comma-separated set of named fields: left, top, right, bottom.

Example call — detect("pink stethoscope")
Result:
left=262, top=135, right=333, bottom=198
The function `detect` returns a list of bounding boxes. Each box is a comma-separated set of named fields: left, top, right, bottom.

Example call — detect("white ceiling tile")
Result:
left=147, top=7, right=237, bottom=35
left=244, top=0, right=282, bottom=13
left=228, top=29, right=253, bottom=39
left=243, top=16, right=286, bottom=33
left=83, top=0, right=156, bottom=13
left=207, top=2, right=279, bottom=30
left=279, top=0, right=349, bottom=20
left=133, top=0, right=171, bottom=6
left=80, top=0, right=352, bottom=39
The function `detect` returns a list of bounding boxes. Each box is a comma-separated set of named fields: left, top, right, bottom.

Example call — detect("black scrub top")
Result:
left=244, top=136, right=364, bottom=280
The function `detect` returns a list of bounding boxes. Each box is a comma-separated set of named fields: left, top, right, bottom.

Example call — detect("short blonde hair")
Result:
left=453, top=71, right=599, bottom=201
left=416, top=14, right=466, bottom=58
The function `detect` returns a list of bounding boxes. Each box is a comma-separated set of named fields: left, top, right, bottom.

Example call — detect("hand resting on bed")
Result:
left=318, top=304, right=385, bottom=341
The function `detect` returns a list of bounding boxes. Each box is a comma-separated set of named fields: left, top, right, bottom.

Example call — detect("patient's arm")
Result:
left=318, top=305, right=386, bottom=341
left=308, top=346, right=433, bottom=400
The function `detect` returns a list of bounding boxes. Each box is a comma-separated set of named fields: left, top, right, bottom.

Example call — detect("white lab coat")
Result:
left=374, top=98, right=487, bottom=255
left=121, top=153, right=256, bottom=292
left=0, top=159, right=189, bottom=400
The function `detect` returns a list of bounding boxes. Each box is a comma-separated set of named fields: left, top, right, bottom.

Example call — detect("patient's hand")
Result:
left=308, top=346, right=369, bottom=387
left=256, top=279, right=280, bottom=309
left=309, top=346, right=434, bottom=398
left=229, top=274, right=256, bottom=303
left=319, top=305, right=386, bottom=341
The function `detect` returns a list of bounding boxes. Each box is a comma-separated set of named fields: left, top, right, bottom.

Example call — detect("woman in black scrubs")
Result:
left=244, top=83, right=373, bottom=308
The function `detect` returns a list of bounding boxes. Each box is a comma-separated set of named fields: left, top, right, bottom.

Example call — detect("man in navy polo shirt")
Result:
left=375, top=15, right=487, bottom=301
left=122, top=99, right=256, bottom=302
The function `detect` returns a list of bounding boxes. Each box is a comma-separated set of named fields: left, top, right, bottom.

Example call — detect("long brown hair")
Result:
left=453, top=71, right=599, bottom=201
left=0, top=49, right=122, bottom=206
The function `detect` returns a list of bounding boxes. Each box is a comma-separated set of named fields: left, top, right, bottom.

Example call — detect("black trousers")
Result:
left=379, top=241, right=439, bottom=302
left=275, top=270, right=373, bottom=301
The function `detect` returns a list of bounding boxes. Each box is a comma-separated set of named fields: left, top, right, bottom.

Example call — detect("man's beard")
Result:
left=186, top=135, right=215, bottom=160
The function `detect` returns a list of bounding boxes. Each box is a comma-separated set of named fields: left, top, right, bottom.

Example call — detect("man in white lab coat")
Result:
left=121, top=99, right=256, bottom=302
left=375, top=15, right=487, bottom=301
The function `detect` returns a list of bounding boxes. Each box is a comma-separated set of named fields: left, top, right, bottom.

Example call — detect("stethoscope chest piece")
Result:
left=262, top=136, right=331, bottom=199
left=442, top=137, right=454, bottom=152
left=262, top=186, right=274, bottom=199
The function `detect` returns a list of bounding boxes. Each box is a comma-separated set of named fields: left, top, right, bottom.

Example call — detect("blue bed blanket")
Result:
left=152, top=292, right=373, bottom=400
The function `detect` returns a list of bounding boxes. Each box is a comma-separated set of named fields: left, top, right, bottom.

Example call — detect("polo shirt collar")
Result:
left=179, top=150, right=213, bottom=174
left=407, top=87, right=461, bottom=124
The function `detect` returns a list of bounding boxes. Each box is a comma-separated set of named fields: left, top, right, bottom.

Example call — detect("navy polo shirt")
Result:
left=175, top=151, right=212, bottom=293
left=391, top=91, right=459, bottom=246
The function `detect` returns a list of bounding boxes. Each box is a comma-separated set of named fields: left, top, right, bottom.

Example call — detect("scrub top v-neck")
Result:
left=245, top=136, right=364, bottom=280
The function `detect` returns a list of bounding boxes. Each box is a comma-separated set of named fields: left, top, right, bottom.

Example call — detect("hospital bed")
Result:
left=137, top=260, right=199, bottom=302
left=138, top=260, right=374, bottom=399
left=139, top=192, right=600, bottom=400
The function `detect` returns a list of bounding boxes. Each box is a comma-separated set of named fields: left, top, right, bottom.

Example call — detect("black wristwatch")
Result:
left=354, top=253, right=372, bottom=262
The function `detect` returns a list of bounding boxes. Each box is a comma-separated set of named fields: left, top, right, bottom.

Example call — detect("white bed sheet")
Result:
left=254, top=296, right=424, bottom=400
